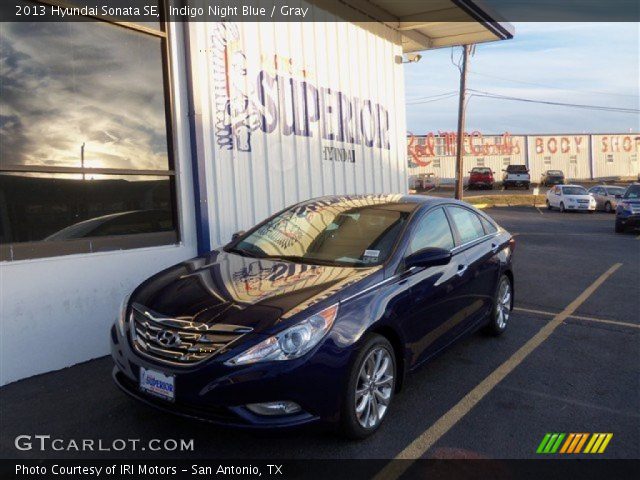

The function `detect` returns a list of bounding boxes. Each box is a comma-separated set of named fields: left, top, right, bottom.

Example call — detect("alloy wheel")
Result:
left=355, top=347, right=394, bottom=429
left=496, top=278, right=511, bottom=329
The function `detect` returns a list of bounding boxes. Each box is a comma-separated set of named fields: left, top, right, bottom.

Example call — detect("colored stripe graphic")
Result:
left=538, top=433, right=613, bottom=454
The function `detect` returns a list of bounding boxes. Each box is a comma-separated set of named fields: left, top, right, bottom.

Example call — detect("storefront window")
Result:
left=0, top=2, right=177, bottom=261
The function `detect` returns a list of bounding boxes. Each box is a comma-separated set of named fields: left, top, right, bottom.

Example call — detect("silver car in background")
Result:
left=588, top=185, right=627, bottom=213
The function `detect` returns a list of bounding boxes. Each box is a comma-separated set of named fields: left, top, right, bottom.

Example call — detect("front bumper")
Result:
left=110, top=325, right=349, bottom=429
left=565, top=203, right=596, bottom=211
left=617, top=213, right=640, bottom=227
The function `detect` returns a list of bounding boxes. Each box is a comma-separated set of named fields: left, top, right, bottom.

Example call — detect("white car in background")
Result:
left=546, top=185, right=596, bottom=213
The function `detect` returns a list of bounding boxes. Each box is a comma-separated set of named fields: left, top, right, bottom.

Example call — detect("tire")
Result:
left=546, top=199, right=552, bottom=210
left=615, top=220, right=624, bottom=233
left=484, top=274, right=512, bottom=336
left=503, top=184, right=509, bottom=190
left=340, top=334, right=396, bottom=439
left=604, top=202, right=612, bottom=213
left=560, top=202, right=566, bottom=213
left=524, top=183, right=530, bottom=190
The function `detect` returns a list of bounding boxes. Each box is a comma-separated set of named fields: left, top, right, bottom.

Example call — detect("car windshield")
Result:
left=547, top=170, right=563, bottom=175
left=623, top=185, right=640, bottom=199
left=607, top=187, right=625, bottom=195
left=562, top=186, right=588, bottom=195
left=228, top=196, right=415, bottom=267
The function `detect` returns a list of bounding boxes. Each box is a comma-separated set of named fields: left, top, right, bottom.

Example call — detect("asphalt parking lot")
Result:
left=1, top=207, right=638, bottom=461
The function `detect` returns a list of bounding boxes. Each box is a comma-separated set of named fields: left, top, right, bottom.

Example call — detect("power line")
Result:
left=470, top=71, right=640, bottom=99
left=467, top=89, right=640, bottom=114
left=405, top=90, right=458, bottom=103
left=406, top=93, right=458, bottom=105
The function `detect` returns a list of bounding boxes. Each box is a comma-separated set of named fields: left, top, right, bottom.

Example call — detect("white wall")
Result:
left=0, top=23, right=198, bottom=386
left=187, top=16, right=408, bottom=248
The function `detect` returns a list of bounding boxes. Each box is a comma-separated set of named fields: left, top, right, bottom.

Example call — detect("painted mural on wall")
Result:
left=407, top=133, right=640, bottom=182
left=407, top=132, right=522, bottom=168
left=211, top=22, right=392, bottom=157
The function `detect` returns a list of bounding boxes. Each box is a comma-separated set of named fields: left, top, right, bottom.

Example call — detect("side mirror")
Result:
left=405, top=247, right=452, bottom=269
left=231, top=230, right=246, bottom=241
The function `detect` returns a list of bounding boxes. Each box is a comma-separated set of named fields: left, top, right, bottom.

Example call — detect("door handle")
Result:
left=457, top=264, right=468, bottom=277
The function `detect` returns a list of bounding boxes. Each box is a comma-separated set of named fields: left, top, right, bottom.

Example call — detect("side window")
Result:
left=447, top=207, right=486, bottom=244
left=479, top=215, right=498, bottom=234
left=407, top=208, right=455, bottom=255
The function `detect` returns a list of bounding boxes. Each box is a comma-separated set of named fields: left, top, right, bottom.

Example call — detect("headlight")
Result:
left=117, top=293, right=131, bottom=336
left=225, top=304, right=339, bottom=366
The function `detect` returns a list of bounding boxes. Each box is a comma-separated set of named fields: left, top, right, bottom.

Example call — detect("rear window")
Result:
left=472, top=168, right=491, bottom=173
left=507, top=165, right=528, bottom=173
left=547, top=170, right=563, bottom=175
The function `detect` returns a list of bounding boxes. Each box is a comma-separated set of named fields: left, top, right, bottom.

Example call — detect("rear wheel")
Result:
left=604, top=202, right=612, bottom=213
left=560, top=202, right=566, bottom=213
left=484, top=275, right=512, bottom=336
left=341, top=334, right=396, bottom=439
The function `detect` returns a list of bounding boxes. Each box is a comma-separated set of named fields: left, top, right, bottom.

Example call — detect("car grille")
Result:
left=129, top=303, right=252, bottom=365
left=577, top=199, right=589, bottom=204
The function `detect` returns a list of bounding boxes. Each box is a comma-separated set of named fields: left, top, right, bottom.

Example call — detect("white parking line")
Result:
left=374, top=263, right=622, bottom=479
left=514, top=307, right=639, bottom=330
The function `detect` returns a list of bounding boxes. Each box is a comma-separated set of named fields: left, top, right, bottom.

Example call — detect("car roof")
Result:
left=299, top=194, right=462, bottom=209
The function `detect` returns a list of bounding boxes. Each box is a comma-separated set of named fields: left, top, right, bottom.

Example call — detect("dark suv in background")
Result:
left=615, top=183, right=640, bottom=233
left=540, top=170, right=565, bottom=186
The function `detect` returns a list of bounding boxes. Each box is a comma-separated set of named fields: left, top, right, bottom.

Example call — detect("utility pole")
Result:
left=455, top=45, right=471, bottom=200
left=81, top=142, right=86, bottom=180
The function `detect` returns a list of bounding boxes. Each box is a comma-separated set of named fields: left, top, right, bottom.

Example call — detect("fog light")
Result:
left=245, top=401, right=301, bottom=416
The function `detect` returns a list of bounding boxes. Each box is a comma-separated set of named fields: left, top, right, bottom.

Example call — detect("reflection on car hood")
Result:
left=130, top=250, right=379, bottom=334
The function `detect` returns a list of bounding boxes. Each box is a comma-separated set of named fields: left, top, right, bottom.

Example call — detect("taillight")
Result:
left=508, top=236, right=516, bottom=253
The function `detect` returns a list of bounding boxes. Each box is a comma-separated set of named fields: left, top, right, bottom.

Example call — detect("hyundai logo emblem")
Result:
left=156, top=330, right=181, bottom=347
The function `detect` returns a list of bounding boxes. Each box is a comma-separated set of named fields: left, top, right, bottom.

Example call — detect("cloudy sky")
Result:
left=404, top=23, right=640, bottom=135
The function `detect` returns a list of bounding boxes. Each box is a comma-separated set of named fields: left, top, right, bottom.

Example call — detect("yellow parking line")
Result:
left=514, top=307, right=639, bottom=330
left=374, top=263, right=621, bottom=479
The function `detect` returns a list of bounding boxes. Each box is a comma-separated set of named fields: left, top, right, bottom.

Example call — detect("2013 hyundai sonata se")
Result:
left=111, top=194, right=515, bottom=438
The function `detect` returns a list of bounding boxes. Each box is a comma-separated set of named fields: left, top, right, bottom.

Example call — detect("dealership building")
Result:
left=0, top=1, right=513, bottom=385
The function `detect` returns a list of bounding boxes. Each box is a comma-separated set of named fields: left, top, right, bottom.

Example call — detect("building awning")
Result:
left=340, top=0, right=514, bottom=52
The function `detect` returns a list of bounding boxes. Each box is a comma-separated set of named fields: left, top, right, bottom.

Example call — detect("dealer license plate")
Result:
left=139, top=367, right=175, bottom=402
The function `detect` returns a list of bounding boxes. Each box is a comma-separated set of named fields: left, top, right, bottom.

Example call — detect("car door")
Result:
left=446, top=206, right=500, bottom=327
left=592, top=187, right=604, bottom=209
left=396, top=207, right=474, bottom=367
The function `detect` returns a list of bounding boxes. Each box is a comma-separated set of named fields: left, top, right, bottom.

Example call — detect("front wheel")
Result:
left=484, top=275, right=512, bottom=336
left=341, top=334, right=396, bottom=439
left=604, top=202, right=612, bottom=213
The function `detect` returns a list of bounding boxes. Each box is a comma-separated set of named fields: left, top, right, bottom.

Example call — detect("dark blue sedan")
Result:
left=111, top=194, right=515, bottom=438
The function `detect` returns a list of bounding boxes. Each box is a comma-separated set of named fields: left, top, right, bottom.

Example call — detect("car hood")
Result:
left=564, top=195, right=592, bottom=200
left=129, top=249, right=379, bottom=335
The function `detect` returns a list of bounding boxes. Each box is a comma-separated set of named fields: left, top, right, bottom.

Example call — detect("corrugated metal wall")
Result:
left=527, top=135, right=591, bottom=181
left=407, top=134, right=526, bottom=184
left=188, top=14, right=407, bottom=248
left=592, top=134, right=640, bottom=178
left=408, top=133, right=640, bottom=185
